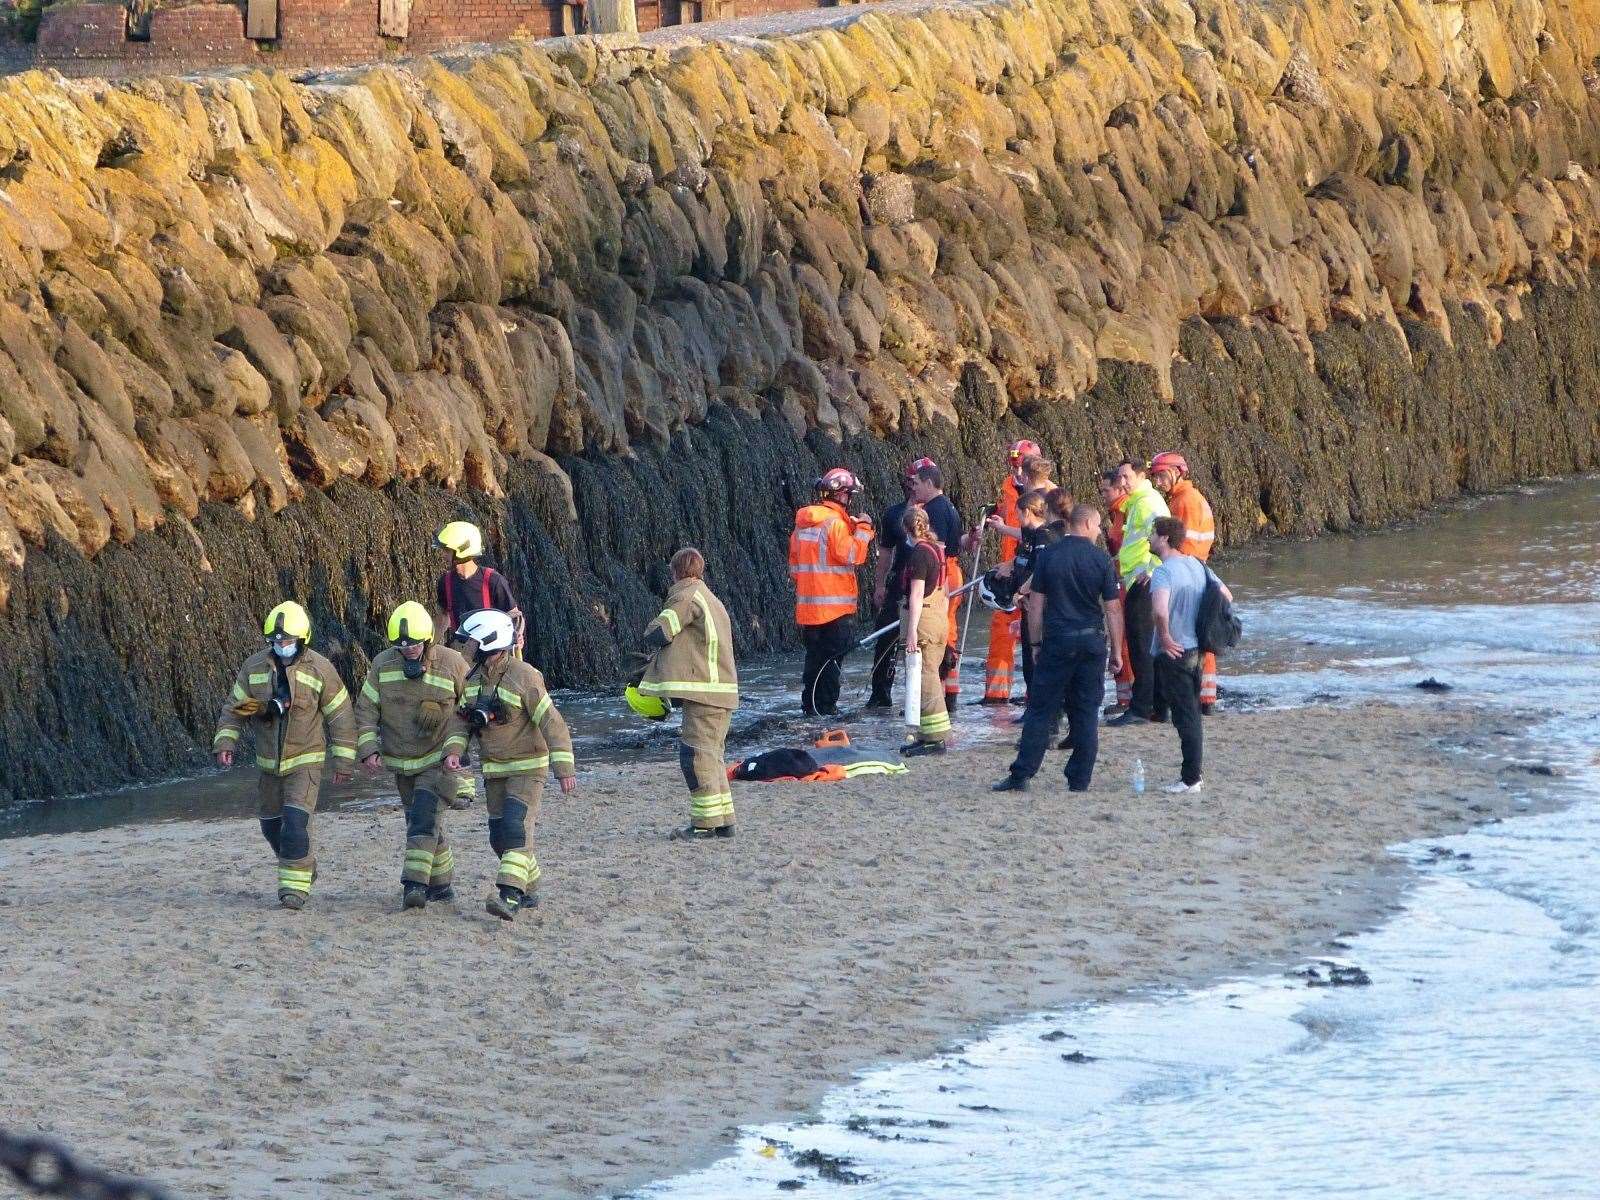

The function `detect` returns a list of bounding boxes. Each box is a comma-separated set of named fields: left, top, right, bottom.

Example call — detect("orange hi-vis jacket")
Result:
left=1165, top=479, right=1216, bottom=561
left=789, top=500, right=873, bottom=626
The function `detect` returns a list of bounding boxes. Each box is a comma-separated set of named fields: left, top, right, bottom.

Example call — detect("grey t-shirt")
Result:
left=1149, top=554, right=1217, bottom=654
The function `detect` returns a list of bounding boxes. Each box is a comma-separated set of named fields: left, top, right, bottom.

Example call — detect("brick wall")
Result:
left=16, top=0, right=836, bottom=76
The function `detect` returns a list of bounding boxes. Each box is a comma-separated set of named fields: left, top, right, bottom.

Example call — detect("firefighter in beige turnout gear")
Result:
left=452, top=608, right=576, bottom=921
left=355, top=602, right=471, bottom=911
left=213, top=601, right=356, bottom=910
left=636, top=548, right=740, bottom=838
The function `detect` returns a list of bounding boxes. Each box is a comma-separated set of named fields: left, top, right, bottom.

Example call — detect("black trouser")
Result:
left=1020, top=610, right=1036, bottom=696
left=1124, top=578, right=1161, bottom=719
left=1008, top=630, right=1107, bottom=791
left=867, top=593, right=902, bottom=706
left=1154, top=650, right=1204, bottom=785
left=801, top=615, right=856, bottom=715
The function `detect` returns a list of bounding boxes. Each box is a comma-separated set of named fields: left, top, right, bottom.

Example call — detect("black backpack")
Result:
left=1197, top=569, right=1242, bottom=655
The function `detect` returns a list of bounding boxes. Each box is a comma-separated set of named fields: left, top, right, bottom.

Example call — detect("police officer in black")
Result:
left=993, top=504, right=1125, bottom=793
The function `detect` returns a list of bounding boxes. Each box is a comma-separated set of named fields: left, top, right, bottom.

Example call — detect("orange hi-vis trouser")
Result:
left=943, top=559, right=964, bottom=700
left=985, top=608, right=1020, bottom=701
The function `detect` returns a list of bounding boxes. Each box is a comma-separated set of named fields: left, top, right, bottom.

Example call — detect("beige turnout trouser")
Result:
left=397, top=766, right=455, bottom=888
left=680, top=701, right=734, bottom=829
left=904, top=588, right=950, bottom=744
left=258, top=768, right=320, bottom=898
left=486, top=774, right=543, bottom=894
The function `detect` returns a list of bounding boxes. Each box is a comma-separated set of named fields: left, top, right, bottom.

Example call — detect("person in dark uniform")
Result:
left=993, top=504, right=1125, bottom=794
left=867, top=472, right=915, bottom=709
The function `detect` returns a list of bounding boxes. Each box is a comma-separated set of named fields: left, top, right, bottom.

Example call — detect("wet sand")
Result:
left=0, top=702, right=1524, bottom=1198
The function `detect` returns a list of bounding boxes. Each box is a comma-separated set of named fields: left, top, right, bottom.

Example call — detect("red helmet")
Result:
left=1149, top=451, right=1189, bottom=477
left=816, top=468, right=862, bottom=497
left=1008, top=439, right=1042, bottom=465
left=905, top=456, right=937, bottom=479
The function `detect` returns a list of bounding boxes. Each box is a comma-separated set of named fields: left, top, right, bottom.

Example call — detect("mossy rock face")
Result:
left=2, top=0, right=1600, bottom=799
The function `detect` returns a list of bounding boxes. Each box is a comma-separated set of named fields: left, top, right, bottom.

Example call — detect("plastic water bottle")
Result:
left=1132, top=757, right=1146, bottom=796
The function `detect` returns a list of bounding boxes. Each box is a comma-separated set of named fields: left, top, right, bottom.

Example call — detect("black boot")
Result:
left=1057, top=735, right=1073, bottom=750
left=427, top=883, right=455, bottom=903
left=902, top=741, right=947, bottom=757
left=671, top=824, right=715, bottom=841
left=714, top=824, right=735, bottom=839
left=485, top=884, right=523, bottom=922
left=402, top=882, right=428, bottom=910
left=992, top=774, right=1029, bottom=792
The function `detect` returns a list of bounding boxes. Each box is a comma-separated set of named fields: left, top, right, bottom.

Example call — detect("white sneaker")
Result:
left=1163, top=779, right=1203, bottom=794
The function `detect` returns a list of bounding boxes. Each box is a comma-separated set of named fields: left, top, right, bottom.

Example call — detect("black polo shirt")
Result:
left=1030, top=536, right=1119, bottom=639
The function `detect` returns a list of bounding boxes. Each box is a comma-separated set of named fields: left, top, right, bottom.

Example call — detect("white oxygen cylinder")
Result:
left=904, top=649, right=923, bottom=730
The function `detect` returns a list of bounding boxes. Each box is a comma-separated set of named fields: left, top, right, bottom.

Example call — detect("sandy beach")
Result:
left=0, top=701, right=1531, bottom=1198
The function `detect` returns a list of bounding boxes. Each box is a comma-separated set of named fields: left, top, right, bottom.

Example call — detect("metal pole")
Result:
left=857, top=576, right=983, bottom=648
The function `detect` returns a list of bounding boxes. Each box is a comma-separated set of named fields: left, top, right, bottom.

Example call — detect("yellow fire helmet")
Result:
left=437, top=520, right=484, bottom=562
left=625, top=685, right=670, bottom=721
left=263, top=601, right=311, bottom=642
left=387, top=601, right=434, bottom=646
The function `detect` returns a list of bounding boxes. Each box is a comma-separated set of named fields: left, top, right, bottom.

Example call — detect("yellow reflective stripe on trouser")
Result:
left=920, top=710, right=951, bottom=737
left=404, top=849, right=435, bottom=873
left=690, top=789, right=735, bottom=821
left=431, top=847, right=454, bottom=880
left=257, top=750, right=327, bottom=772
left=657, top=607, right=682, bottom=637
left=483, top=755, right=549, bottom=777
left=383, top=750, right=445, bottom=772
left=497, top=849, right=538, bottom=888
left=278, top=866, right=314, bottom=895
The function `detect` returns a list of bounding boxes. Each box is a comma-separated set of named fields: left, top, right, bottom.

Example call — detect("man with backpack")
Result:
left=1148, top=517, right=1234, bottom=794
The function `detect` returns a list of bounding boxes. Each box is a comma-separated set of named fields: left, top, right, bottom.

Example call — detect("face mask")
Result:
left=272, top=641, right=299, bottom=660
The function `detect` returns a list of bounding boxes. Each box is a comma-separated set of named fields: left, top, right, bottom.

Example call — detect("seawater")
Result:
left=632, top=475, right=1600, bottom=1199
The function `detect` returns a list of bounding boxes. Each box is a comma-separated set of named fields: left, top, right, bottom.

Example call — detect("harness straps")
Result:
left=446, top=567, right=498, bottom=631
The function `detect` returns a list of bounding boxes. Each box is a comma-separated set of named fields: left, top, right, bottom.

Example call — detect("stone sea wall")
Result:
left=2, top=0, right=1599, bottom=802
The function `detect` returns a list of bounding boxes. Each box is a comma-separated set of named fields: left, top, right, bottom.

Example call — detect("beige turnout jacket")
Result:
left=455, top=658, right=576, bottom=780
left=213, top=648, right=356, bottom=775
left=640, top=578, right=739, bottom=712
left=353, top=644, right=471, bottom=775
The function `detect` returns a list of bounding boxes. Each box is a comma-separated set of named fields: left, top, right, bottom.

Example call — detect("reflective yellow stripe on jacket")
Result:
left=482, top=754, right=550, bottom=777
left=256, top=749, right=327, bottom=772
